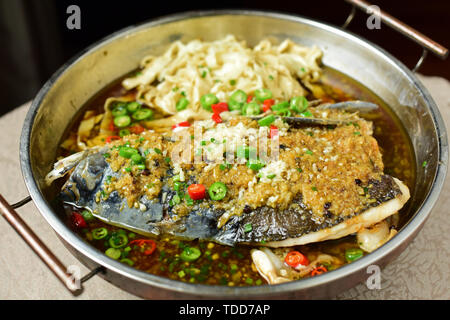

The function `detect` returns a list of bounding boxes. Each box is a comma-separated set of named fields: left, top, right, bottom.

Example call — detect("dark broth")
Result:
left=57, top=67, right=415, bottom=286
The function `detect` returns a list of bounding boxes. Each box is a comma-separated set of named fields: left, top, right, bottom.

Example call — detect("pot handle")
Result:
left=0, top=193, right=83, bottom=295
left=343, top=0, right=448, bottom=72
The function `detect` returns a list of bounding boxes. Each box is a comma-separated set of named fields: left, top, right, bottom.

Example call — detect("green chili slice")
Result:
left=200, top=93, right=219, bottom=111
left=176, top=97, right=190, bottom=111
left=114, top=115, right=131, bottom=128
left=290, top=96, right=308, bottom=113
left=108, top=233, right=128, bottom=248
left=119, top=129, right=130, bottom=137
left=92, top=227, right=108, bottom=240
left=243, top=102, right=261, bottom=116
left=120, top=258, right=134, bottom=266
left=345, top=248, right=364, bottom=262
left=254, top=88, right=272, bottom=102
left=271, top=101, right=289, bottom=112
left=257, top=114, right=276, bottom=127
left=230, top=90, right=247, bottom=104
left=132, top=108, right=153, bottom=121
left=208, top=182, right=227, bottom=200
left=105, top=248, right=121, bottom=260
left=126, top=101, right=141, bottom=114
left=111, top=103, right=128, bottom=117
left=180, top=247, right=202, bottom=262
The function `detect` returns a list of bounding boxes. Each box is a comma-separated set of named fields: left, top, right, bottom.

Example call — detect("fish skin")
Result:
left=60, top=151, right=402, bottom=247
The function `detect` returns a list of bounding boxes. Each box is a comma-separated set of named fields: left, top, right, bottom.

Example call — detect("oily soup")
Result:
left=49, top=37, right=414, bottom=286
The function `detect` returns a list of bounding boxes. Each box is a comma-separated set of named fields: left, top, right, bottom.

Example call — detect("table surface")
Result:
left=1, top=74, right=449, bottom=300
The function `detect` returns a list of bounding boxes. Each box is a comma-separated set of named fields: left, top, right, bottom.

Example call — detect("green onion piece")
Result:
left=105, top=248, right=121, bottom=260
left=120, top=258, right=134, bottom=266
left=200, top=94, right=219, bottom=111
left=108, top=233, right=128, bottom=248
left=80, top=209, right=95, bottom=222
left=245, top=278, right=253, bottom=285
left=92, top=228, right=107, bottom=240
left=126, top=101, right=141, bottom=114
left=244, top=223, right=252, bottom=233
left=254, top=88, right=272, bottom=102
left=422, top=161, right=428, bottom=168
left=180, top=247, right=202, bottom=262
left=132, top=108, right=153, bottom=121
left=246, top=159, right=265, bottom=171
left=290, top=96, right=308, bottom=113
left=219, top=163, right=232, bottom=171
left=172, top=194, right=181, bottom=205
left=243, top=102, right=261, bottom=116
left=119, top=129, right=130, bottom=137
left=135, top=164, right=146, bottom=170
left=299, top=110, right=313, bottom=118
left=131, top=153, right=144, bottom=165
left=236, top=146, right=257, bottom=159
left=267, top=174, right=276, bottom=179
left=258, top=114, right=276, bottom=127
left=345, top=248, right=364, bottom=262
left=119, top=146, right=139, bottom=159
left=229, top=79, right=236, bottom=85
left=305, top=150, right=313, bottom=155
left=114, top=115, right=131, bottom=128
left=174, top=181, right=184, bottom=192
left=311, top=186, right=318, bottom=191
left=154, top=148, right=162, bottom=154
left=208, top=182, right=227, bottom=201
left=176, top=97, right=190, bottom=111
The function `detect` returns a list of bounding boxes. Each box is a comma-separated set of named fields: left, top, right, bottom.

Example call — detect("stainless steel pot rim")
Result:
left=19, top=10, right=448, bottom=297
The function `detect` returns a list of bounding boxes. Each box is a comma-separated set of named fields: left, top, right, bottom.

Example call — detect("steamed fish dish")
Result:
left=47, top=36, right=412, bottom=286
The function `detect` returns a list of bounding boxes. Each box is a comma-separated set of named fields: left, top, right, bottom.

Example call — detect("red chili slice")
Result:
left=285, top=251, right=309, bottom=269
left=247, top=95, right=254, bottom=103
left=187, top=184, right=206, bottom=200
left=71, top=212, right=87, bottom=229
left=311, top=266, right=328, bottom=276
left=211, top=102, right=229, bottom=114
left=262, top=99, right=275, bottom=112
left=129, top=124, right=145, bottom=134
left=109, top=121, right=116, bottom=132
left=211, top=113, right=222, bottom=124
left=105, top=136, right=121, bottom=143
left=130, top=239, right=157, bottom=256
left=269, top=125, right=279, bottom=139
left=172, top=121, right=191, bottom=130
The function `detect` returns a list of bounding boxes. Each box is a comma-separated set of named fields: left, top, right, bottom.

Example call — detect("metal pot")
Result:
left=2, top=5, right=448, bottom=299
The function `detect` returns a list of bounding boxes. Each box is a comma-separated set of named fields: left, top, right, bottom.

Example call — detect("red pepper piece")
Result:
left=172, top=121, right=191, bottom=130
left=71, top=212, right=87, bottom=229
left=129, top=124, right=145, bottom=134
left=212, top=113, right=222, bottom=124
left=105, top=136, right=121, bottom=143
left=187, top=184, right=206, bottom=200
left=262, top=99, right=275, bottom=112
left=211, top=102, right=229, bottom=114
left=269, top=125, right=278, bottom=139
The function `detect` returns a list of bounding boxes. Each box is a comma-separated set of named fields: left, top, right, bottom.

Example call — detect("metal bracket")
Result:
left=343, top=0, right=448, bottom=72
